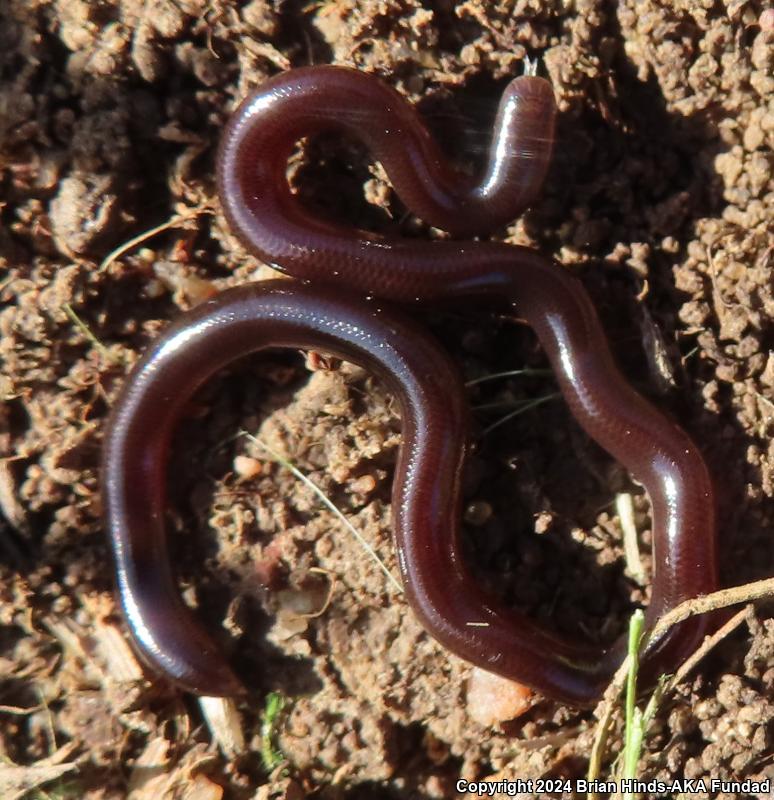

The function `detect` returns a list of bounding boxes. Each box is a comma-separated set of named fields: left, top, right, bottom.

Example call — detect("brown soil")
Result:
left=1, top=1, right=773, bottom=799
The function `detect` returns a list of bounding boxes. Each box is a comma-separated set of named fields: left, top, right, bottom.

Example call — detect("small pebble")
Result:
left=234, top=455, right=262, bottom=480
left=467, top=666, right=534, bottom=726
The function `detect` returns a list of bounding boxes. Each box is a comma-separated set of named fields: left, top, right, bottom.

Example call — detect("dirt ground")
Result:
left=1, top=1, right=773, bottom=798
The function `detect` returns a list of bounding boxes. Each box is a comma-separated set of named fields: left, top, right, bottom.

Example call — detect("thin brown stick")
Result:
left=665, top=605, right=751, bottom=691
left=646, top=576, right=774, bottom=646
left=587, top=702, right=616, bottom=799
left=588, top=576, right=774, bottom=796
left=595, top=573, right=774, bottom=719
